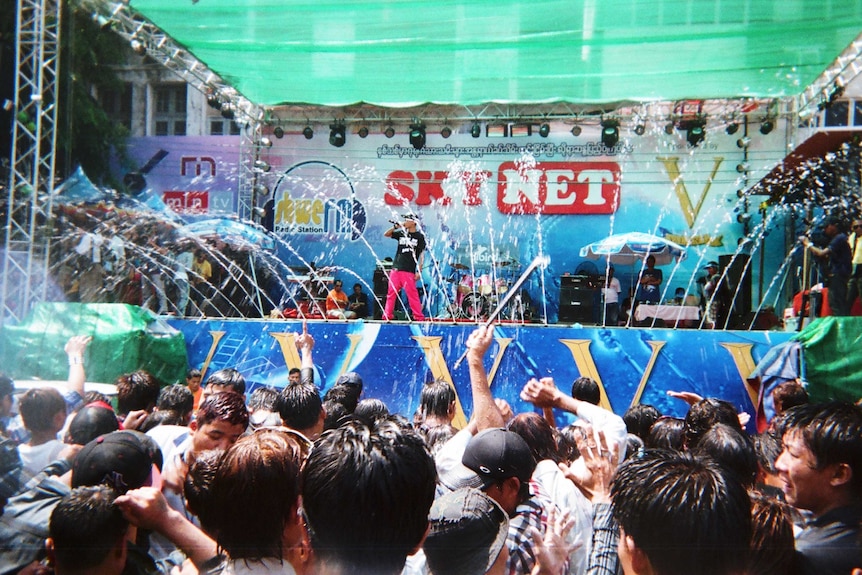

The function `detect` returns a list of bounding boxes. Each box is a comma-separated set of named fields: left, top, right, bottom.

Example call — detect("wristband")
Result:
left=68, top=356, right=84, bottom=366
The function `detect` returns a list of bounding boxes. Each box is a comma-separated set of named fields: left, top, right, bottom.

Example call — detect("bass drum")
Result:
left=461, top=293, right=489, bottom=321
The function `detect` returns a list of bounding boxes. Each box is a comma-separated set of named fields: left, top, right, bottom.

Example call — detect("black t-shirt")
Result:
left=390, top=229, right=426, bottom=273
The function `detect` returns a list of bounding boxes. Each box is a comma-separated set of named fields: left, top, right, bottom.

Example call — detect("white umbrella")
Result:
left=579, top=232, right=687, bottom=266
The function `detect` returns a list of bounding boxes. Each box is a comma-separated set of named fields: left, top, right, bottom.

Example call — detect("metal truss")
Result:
left=1, top=0, right=62, bottom=326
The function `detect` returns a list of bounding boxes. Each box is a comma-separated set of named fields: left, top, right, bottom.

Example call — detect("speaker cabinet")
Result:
left=559, top=285, right=595, bottom=323
left=718, top=254, right=751, bottom=326
left=373, top=269, right=388, bottom=319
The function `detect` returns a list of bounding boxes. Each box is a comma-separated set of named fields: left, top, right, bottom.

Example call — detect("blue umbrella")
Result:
left=579, top=232, right=687, bottom=266
left=180, top=218, right=276, bottom=251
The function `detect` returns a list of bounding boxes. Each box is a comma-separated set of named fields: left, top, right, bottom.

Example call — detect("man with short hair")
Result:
left=325, top=279, right=356, bottom=319
left=47, top=485, right=129, bottom=575
left=847, top=218, right=862, bottom=312
left=383, top=213, right=426, bottom=321
left=275, top=382, right=325, bottom=440
left=635, top=254, right=662, bottom=304
left=185, top=368, right=203, bottom=412
left=610, top=449, right=752, bottom=575
left=774, top=401, right=862, bottom=575
left=201, top=367, right=246, bottom=399
left=419, top=379, right=456, bottom=428
left=301, top=415, right=436, bottom=575
left=17, top=387, right=67, bottom=481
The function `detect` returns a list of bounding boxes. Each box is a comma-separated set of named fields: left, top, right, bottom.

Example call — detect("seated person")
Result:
left=635, top=255, right=663, bottom=303
left=347, top=282, right=370, bottom=318
left=325, top=279, right=356, bottom=319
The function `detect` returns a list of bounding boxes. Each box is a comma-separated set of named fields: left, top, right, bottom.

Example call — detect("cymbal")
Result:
left=494, top=260, right=516, bottom=267
left=451, top=263, right=469, bottom=270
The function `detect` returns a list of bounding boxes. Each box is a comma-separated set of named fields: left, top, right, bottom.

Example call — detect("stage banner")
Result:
left=170, top=319, right=793, bottom=428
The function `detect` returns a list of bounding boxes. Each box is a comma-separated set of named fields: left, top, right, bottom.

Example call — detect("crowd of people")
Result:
left=0, top=324, right=859, bottom=575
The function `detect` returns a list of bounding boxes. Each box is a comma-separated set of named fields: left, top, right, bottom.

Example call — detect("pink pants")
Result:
left=383, top=270, right=425, bottom=321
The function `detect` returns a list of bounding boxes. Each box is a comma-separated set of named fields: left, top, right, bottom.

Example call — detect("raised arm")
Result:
left=64, top=335, right=92, bottom=401
left=295, top=321, right=315, bottom=385
left=465, top=324, right=505, bottom=430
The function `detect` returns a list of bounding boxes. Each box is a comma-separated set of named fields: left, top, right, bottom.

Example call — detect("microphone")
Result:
left=388, top=219, right=401, bottom=227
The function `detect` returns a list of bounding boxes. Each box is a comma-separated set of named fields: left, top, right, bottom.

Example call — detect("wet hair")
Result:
left=683, top=397, right=743, bottom=450
left=611, top=449, right=752, bottom=575
left=157, top=384, right=194, bottom=415
left=204, top=368, right=246, bottom=396
left=186, top=368, right=202, bottom=380
left=419, top=424, right=457, bottom=458
left=692, top=423, right=758, bottom=488
left=623, top=404, right=662, bottom=440
left=747, top=490, right=796, bottom=575
left=49, top=485, right=128, bottom=571
left=65, top=403, right=120, bottom=445
left=557, top=424, right=586, bottom=463
left=322, top=400, right=350, bottom=430
left=195, top=391, right=249, bottom=429
left=275, top=382, right=323, bottom=431
left=184, top=448, right=225, bottom=535
left=19, top=387, right=66, bottom=433
left=624, top=433, right=645, bottom=462
left=507, top=412, right=560, bottom=464
left=752, top=432, right=782, bottom=475
left=323, top=383, right=362, bottom=414
left=288, top=367, right=301, bottom=378
left=771, top=381, right=808, bottom=415
left=419, top=380, right=456, bottom=419
left=115, top=370, right=161, bottom=415
left=353, top=398, right=390, bottom=425
left=301, top=416, right=437, bottom=575
left=209, top=429, right=307, bottom=559
left=570, top=376, right=601, bottom=405
left=247, top=386, right=279, bottom=412
left=82, top=390, right=111, bottom=406
left=774, top=401, right=862, bottom=495
left=645, top=416, right=685, bottom=451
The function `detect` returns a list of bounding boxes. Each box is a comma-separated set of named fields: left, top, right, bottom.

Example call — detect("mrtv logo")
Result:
left=271, top=161, right=367, bottom=240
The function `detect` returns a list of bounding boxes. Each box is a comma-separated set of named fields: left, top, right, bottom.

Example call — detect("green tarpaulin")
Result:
left=794, top=316, right=862, bottom=403
left=0, top=303, right=187, bottom=385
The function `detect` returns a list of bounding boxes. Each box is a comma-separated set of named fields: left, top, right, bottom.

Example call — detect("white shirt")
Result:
left=17, top=439, right=65, bottom=481
left=601, top=277, right=621, bottom=304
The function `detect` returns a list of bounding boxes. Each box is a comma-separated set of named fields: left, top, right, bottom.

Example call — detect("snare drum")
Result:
left=477, top=274, right=494, bottom=296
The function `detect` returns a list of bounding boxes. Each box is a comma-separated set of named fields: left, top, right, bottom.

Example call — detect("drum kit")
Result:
left=445, top=259, right=521, bottom=321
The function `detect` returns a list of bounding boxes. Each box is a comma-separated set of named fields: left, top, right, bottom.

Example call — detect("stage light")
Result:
left=302, top=126, right=313, bottom=140
left=329, top=122, right=346, bottom=147
left=538, top=123, right=550, bottom=138
left=601, top=119, right=619, bottom=148
left=358, top=126, right=369, bottom=138
left=737, top=137, right=751, bottom=148
left=440, top=126, right=452, bottom=138
left=253, top=184, right=270, bottom=197
left=726, top=122, right=739, bottom=135
left=273, top=126, right=285, bottom=139
left=409, top=123, right=426, bottom=149
left=570, top=125, right=581, bottom=137
left=760, top=120, right=774, bottom=135
left=664, top=122, right=675, bottom=135
left=253, top=159, right=271, bottom=172
left=384, top=126, right=395, bottom=138
left=634, top=123, right=646, bottom=136
left=736, top=213, right=752, bottom=224
left=252, top=207, right=267, bottom=219
left=130, top=39, right=146, bottom=55
left=259, top=137, right=272, bottom=148
left=471, top=122, right=481, bottom=138
left=220, top=102, right=235, bottom=119
left=736, top=163, right=749, bottom=173
left=686, top=120, right=706, bottom=147
left=207, top=95, right=221, bottom=110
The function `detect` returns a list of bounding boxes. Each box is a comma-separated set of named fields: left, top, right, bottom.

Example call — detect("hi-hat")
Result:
left=451, top=263, right=469, bottom=270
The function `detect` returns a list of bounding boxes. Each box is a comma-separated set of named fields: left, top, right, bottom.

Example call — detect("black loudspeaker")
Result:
left=559, top=285, right=595, bottom=323
left=719, top=254, right=752, bottom=326
left=373, top=269, right=388, bottom=319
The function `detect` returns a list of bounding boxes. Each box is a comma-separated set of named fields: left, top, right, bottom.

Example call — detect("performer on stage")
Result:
left=382, top=214, right=425, bottom=321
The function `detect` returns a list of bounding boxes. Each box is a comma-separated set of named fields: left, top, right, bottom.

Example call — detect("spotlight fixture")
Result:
left=600, top=119, right=619, bottom=148
left=358, top=126, right=369, bottom=138
left=252, top=207, right=267, bottom=219
left=664, top=123, right=675, bottom=135
left=440, top=126, right=452, bottom=138
left=570, top=125, right=582, bottom=137
left=252, top=184, right=270, bottom=197
left=409, top=123, right=426, bottom=149
left=634, top=123, right=646, bottom=136
left=259, top=137, right=272, bottom=148
left=384, top=126, right=395, bottom=138
left=302, top=126, right=313, bottom=139
left=736, top=213, right=752, bottom=224
left=686, top=120, right=706, bottom=147
left=253, top=159, right=271, bottom=172
left=130, top=39, right=146, bottom=55
left=725, top=122, right=739, bottom=135
left=220, top=102, right=235, bottom=120
left=760, top=120, right=774, bottom=135
left=538, top=123, right=550, bottom=138
left=329, top=122, right=346, bottom=147
left=736, top=137, right=751, bottom=148
left=470, top=122, right=481, bottom=138
left=273, top=126, right=285, bottom=139
left=736, top=163, right=750, bottom=173
left=206, top=95, right=221, bottom=110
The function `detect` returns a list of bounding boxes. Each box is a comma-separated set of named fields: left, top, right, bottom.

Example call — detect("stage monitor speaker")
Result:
left=558, top=285, right=594, bottom=323
left=718, top=254, right=752, bottom=325
left=373, top=269, right=388, bottom=319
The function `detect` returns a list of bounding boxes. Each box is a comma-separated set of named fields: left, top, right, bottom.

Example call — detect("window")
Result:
left=152, top=84, right=187, bottom=136
left=209, top=118, right=242, bottom=136
left=824, top=100, right=849, bottom=127
left=100, top=83, right=133, bottom=130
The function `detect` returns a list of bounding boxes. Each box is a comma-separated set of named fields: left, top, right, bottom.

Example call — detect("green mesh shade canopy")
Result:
left=127, top=0, right=862, bottom=108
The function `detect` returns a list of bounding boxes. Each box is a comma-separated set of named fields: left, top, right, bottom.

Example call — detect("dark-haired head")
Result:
left=570, top=377, right=601, bottom=405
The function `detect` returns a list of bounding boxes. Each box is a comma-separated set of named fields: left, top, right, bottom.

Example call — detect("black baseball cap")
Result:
left=462, top=428, right=536, bottom=488
left=72, top=430, right=163, bottom=493
left=704, top=261, right=719, bottom=269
